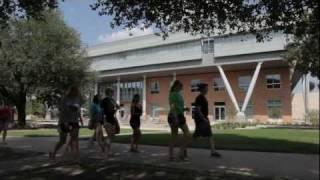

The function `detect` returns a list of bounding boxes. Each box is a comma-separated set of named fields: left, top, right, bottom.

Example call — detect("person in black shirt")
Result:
left=129, top=94, right=143, bottom=152
left=101, top=88, right=120, bottom=156
left=193, top=83, right=220, bottom=157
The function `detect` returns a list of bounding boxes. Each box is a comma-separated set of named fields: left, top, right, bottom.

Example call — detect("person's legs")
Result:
left=70, top=128, right=80, bottom=160
left=88, top=128, right=96, bottom=147
left=209, top=136, right=221, bottom=157
left=105, top=123, right=115, bottom=155
left=168, top=126, right=178, bottom=160
left=135, top=128, right=141, bottom=151
left=179, top=124, right=191, bottom=160
left=95, top=123, right=105, bottom=153
left=51, top=131, right=67, bottom=159
left=2, top=129, right=7, bottom=144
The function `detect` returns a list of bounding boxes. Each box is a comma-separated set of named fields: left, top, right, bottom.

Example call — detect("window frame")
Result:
left=213, top=77, right=225, bottom=91
left=267, top=100, right=282, bottom=119
left=266, top=74, right=281, bottom=89
left=238, top=75, right=252, bottom=91
left=201, top=38, right=214, bottom=54
left=150, top=81, right=160, bottom=94
left=191, top=79, right=202, bottom=92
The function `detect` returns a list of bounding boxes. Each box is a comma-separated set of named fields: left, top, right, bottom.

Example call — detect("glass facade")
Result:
left=98, top=80, right=143, bottom=102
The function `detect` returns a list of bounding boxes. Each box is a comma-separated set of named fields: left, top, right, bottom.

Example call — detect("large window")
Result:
left=239, top=101, right=253, bottom=119
left=266, top=74, right=281, bottom=89
left=238, top=76, right=252, bottom=91
left=191, top=79, right=202, bottom=92
left=214, top=102, right=225, bottom=120
left=202, top=38, right=214, bottom=54
left=267, top=100, right=282, bottom=119
left=151, top=81, right=160, bottom=94
left=213, top=77, right=225, bottom=91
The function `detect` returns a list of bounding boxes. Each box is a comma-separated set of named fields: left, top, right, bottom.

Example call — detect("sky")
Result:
left=59, top=0, right=153, bottom=47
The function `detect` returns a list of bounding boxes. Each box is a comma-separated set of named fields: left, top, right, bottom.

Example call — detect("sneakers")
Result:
left=211, top=151, right=221, bottom=158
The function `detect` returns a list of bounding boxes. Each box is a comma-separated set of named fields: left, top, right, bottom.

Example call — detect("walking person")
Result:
left=193, top=83, right=220, bottom=157
left=168, top=80, right=191, bottom=161
left=101, top=88, right=120, bottom=156
left=88, top=95, right=106, bottom=154
left=129, top=94, right=143, bottom=153
left=49, top=86, right=83, bottom=160
left=0, top=104, right=13, bottom=144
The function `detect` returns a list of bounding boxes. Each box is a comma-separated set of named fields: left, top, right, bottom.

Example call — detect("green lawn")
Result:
left=113, top=128, right=319, bottom=154
left=7, top=128, right=135, bottom=137
left=7, top=128, right=319, bottom=154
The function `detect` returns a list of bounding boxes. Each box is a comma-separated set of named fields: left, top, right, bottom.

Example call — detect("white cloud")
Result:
left=97, top=27, right=154, bottom=43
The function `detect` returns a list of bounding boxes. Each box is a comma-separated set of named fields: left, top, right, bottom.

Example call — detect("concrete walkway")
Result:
left=1, top=137, right=319, bottom=180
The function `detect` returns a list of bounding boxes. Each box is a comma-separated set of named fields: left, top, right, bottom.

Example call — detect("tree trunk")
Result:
left=16, top=96, right=27, bottom=127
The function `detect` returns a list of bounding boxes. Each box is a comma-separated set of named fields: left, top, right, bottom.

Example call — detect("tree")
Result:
left=0, top=0, right=60, bottom=27
left=91, top=0, right=319, bottom=75
left=0, top=11, right=91, bottom=127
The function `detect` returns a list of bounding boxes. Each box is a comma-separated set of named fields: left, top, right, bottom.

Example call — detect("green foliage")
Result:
left=0, top=11, right=92, bottom=126
left=309, top=110, right=319, bottom=126
left=0, top=0, right=60, bottom=27
left=92, top=0, right=319, bottom=76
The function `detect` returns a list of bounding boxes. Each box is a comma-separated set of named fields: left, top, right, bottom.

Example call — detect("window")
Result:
left=266, top=74, right=281, bottom=89
left=213, top=77, right=225, bottom=91
left=191, top=79, right=201, bottom=92
left=151, top=81, right=160, bottom=94
left=238, top=76, right=252, bottom=91
left=202, top=38, right=214, bottom=54
left=214, top=102, right=225, bottom=120
left=239, top=101, right=253, bottom=119
left=267, top=100, right=282, bottom=119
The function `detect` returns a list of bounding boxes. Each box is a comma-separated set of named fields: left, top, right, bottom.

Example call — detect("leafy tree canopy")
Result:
left=91, top=0, right=319, bottom=77
left=0, top=11, right=92, bottom=126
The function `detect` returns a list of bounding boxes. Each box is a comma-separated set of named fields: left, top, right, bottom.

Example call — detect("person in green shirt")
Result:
left=168, top=80, right=191, bottom=161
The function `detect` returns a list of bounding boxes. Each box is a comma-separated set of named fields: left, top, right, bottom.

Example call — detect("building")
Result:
left=87, top=32, right=295, bottom=125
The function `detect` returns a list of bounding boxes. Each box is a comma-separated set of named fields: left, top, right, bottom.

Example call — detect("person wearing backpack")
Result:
left=101, top=88, right=120, bottom=156
left=193, top=83, right=220, bottom=157
left=88, top=94, right=106, bottom=155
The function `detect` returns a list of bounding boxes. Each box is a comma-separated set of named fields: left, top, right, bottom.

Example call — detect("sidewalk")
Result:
left=1, top=137, right=319, bottom=180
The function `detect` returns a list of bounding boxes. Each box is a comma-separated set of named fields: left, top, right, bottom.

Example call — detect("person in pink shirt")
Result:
left=0, top=104, right=13, bottom=144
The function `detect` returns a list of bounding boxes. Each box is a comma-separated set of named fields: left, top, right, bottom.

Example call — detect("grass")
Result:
left=7, top=128, right=137, bottom=137
left=113, top=128, right=319, bottom=154
left=6, top=128, right=319, bottom=154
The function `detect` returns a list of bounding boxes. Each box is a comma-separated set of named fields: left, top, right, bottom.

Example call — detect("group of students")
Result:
left=48, top=79, right=220, bottom=161
left=48, top=86, right=143, bottom=160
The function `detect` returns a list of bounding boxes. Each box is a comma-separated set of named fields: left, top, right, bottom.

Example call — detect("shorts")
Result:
left=168, top=113, right=186, bottom=127
left=0, top=119, right=9, bottom=130
left=59, top=122, right=80, bottom=133
left=130, top=116, right=141, bottom=129
left=193, top=121, right=212, bottom=138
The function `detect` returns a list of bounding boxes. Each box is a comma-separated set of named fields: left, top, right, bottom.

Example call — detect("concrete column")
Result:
left=94, top=82, right=98, bottom=94
left=116, top=77, right=121, bottom=105
left=304, top=74, right=310, bottom=123
left=173, top=72, right=176, bottom=81
left=241, top=62, right=263, bottom=114
left=217, top=65, right=240, bottom=113
left=143, top=75, right=147, bottom=117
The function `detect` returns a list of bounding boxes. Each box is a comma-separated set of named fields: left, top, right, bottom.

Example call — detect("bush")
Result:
left=212, top=122, right=257, bottom=130
left=309, top=110, right=319, bottom=126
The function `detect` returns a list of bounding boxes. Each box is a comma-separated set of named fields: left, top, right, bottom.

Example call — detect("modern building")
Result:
left=87, top=32, right=300, bottom=125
